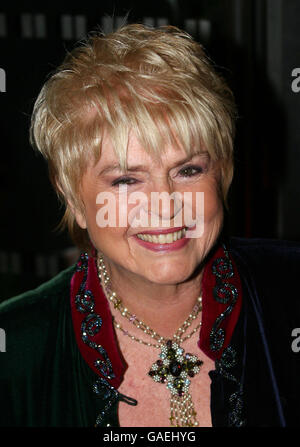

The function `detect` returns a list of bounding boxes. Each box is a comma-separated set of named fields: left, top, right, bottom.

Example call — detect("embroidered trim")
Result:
left=209, top=244, right=238, bottom=352
left=75, top=253, right=115, bottom=380
left=93, top=377, right=119, bottom=427
left=215, top=346, right=245, bottom=427
left=209, top=245, right=245, bottom=426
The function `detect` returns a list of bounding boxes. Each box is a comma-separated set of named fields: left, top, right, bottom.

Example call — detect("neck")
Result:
left=99, top=257, right=203, bottom=338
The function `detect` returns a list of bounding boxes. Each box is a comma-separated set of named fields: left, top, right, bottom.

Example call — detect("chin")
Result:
left=143, top=264, right=193, bottom=285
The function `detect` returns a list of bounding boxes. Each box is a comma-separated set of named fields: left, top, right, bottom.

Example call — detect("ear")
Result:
left=55, top=179, right=87, bottom=229
left=68, top=200, right=87, bottom=230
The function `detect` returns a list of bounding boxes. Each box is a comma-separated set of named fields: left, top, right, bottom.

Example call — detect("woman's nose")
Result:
left=148, top=176, right=183, bottom=225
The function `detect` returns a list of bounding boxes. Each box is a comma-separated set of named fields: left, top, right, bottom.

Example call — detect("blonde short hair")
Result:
left=30, top=23, right=237, bottom=250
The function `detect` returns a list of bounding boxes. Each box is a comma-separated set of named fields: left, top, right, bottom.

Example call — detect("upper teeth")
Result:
left=136, top=228, right=186, bottom=244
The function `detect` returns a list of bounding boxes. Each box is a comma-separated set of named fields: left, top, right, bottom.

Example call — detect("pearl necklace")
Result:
left=97, top=254, right=203, bottom=427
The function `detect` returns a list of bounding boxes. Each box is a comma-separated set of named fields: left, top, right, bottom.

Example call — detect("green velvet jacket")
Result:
left=1, top=237, right=300, bottom=427
left=0, top=265, right=115, bottom=426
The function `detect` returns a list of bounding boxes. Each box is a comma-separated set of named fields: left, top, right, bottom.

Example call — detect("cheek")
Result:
left=83, top=193, right=130, bottom=246
left=193, top=184, right=223, bottom=257
left=195, top=180, right=223, bottom=235
left=203, top=189, right=223, bottom=222
left=189, top=179, right=222, bottom=218
left=86, top=219, right=126, bottom=254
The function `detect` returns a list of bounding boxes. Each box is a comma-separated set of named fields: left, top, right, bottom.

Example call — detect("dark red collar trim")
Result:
left=70, top=254, right=126, bottom=389
left=198, top=244, right=243, bottom=360
left=70, top=244, right=242, bottom=389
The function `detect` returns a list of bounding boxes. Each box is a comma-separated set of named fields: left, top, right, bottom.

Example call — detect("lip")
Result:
left=135, top=226, right=186, bottom=236
left=132, top=230, right=191, bottom=252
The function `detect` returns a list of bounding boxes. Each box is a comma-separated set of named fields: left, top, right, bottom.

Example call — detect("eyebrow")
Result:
left=99, top=163, right=148, bottom=175
left=98, top=152, right=206, bottom=176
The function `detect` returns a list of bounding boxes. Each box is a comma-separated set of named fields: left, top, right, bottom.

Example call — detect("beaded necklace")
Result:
left=97, top=254, right=204, bottom=427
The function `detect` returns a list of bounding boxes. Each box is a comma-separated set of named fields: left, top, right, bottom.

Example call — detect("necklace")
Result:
left=97, top=254, right=203, bottom=427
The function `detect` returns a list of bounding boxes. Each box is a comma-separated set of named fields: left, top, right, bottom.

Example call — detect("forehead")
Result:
left=96, top=131, right=194, bottom=173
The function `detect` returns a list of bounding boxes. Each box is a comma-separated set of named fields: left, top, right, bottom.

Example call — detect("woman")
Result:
left=0, top=24, right=299, bottom=428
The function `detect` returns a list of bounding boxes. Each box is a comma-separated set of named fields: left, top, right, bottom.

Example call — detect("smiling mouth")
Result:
left=136, top=228, right=187, bottom=244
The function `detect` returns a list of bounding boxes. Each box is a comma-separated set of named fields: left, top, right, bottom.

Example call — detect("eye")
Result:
left=178, top=165, right=204, bottom=177
left=111, top=176, right=138, bottom=187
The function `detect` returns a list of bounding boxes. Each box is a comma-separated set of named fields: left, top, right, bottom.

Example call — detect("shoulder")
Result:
left=0, top=264, right=75, bottom=318
left=228, top=236, right=300, bottom=280
left=228, top=236, right=300, bottom=326
left=0, top=265, right=75, bottom=375
left=0, top=265, right=77, bottom=426
left=228, top=236, right=300, bottom=262
left=227, top=236, right=300, bottom=320
left=227, top=235, right=300, bottom=283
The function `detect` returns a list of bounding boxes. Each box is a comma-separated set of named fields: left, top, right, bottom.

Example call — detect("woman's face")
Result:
left=74, top=132, right=223, bottom=286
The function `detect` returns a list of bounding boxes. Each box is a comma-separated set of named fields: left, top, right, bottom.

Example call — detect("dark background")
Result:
left=0, top=0, right=299, bottom=301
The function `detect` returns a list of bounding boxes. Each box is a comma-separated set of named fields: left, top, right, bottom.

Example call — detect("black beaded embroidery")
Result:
left=210, top=245, right=238, bottom=352
left=215, top=345, right=238, bottom=383
left=210, top=245, right=245, bottom=427
left=93, top=378, right=137, bottom=427
left=75, top=253, right=115, bottom=379
left=215, top=346, right=245, bottom=427
left=93, top=377, right=119, bottom=426
left=76, top=254, right=139, bottom=427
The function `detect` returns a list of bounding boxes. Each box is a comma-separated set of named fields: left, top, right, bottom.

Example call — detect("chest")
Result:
left=116, top=338, right=215, bottom=427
